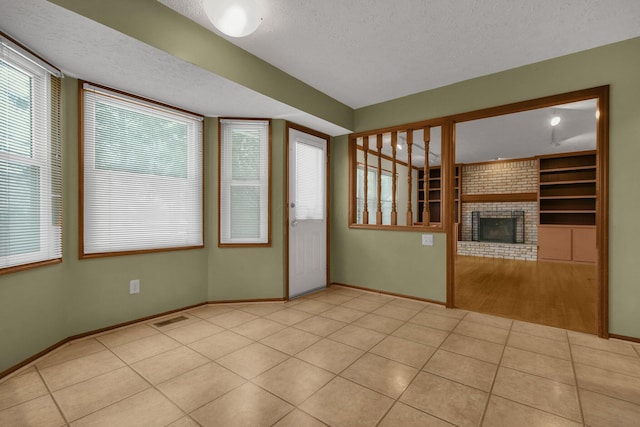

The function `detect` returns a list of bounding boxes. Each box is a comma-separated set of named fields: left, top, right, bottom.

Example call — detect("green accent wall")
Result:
left=47, top=0, right=353, bottom=131
left=330, top=135, right=447, bottom=301
left=0, top=266, right=66, bottom=376
left=207, top=118, right=286, bottom=301
left=338, top=37, right=640, bottom=338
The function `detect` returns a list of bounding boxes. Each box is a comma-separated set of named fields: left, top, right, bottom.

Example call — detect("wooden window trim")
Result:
left=217, top=117, right=272, bottom=248
left=0, top=37, right=63, bottom=274
left=78, top=80, right=205, bottom=259
left=349, top=119, right=446, bottom=230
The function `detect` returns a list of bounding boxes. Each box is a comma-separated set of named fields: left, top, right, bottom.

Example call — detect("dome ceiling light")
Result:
left=203, top=0, right=264, bottom=38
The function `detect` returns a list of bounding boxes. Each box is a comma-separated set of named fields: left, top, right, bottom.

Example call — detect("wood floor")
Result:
left=455, top=255, right=596, bottom=334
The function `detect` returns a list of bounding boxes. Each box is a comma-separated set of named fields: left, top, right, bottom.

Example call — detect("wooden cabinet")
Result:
left=572, top=227, right=597, bottom=263
left=538, top=226, right=573, bottom=261
left=417, top=166, right=460, bottom=227
left=538, top=225, right=596, bottom=263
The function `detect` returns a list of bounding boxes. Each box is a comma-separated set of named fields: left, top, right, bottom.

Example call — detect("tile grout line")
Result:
left=380, top=309, right=468, bottom=426
left=271, top=295, right=448, bottom=426
left=81, top=336, right=188, bottom=425
left=300, top=297, right=441, bottom=426
left=262, top=292, right=379, bottom=425
left=14, top=290, right=634, bottom=426
left=567, top=330, right=587, bottom=426
left=568, top=346, right=640, bottom=380
left=145, top=315, right=251, bottom=420
left=477, top=317, right=513, bottom=427
left=34, top=365, right=71, bottom=426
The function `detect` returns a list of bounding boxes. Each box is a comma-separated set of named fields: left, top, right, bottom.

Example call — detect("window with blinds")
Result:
left=1, top=35, right=62, bottom=273
left=219, top=119, right=270, bottom=246
left=81, top=82, right=203, bottom=257
left=295, top=141, right=325, bottom=220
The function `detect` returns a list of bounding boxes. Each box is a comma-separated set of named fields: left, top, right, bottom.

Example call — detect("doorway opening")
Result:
left=449, top=87, right=608, bottom=336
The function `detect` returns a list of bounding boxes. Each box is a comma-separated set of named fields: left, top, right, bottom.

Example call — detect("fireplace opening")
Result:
left=472, top=211, right=525, bottom=244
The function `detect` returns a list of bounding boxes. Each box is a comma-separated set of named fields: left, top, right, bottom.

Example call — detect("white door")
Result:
left=288, top=128, right=327, bottom=298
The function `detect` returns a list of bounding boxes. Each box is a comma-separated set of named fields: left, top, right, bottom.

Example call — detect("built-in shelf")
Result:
left=540, top=165, right=596, bottom=173
left=539, top=195, right=596, bottom=200
left=417, top=165, right=461, bottom=227
left=538, top=151, right=597, bottom=227
left=540, top=179, right=596, bottom=186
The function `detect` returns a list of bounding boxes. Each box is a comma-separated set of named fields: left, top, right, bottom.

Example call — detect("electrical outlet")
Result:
left=421, top=234, right=434, bottom=246
left=129, top=279, right=140, bottom=294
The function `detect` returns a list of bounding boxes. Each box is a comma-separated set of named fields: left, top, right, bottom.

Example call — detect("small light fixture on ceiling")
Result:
left=203, top=0, right=263, bottom=38
left=550, top=115, right=561, bottom=127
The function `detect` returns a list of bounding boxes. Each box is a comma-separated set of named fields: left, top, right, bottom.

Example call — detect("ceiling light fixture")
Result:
left=203, top=0, right=263, bottom=38
left=550, top=115, right=561, bottom=126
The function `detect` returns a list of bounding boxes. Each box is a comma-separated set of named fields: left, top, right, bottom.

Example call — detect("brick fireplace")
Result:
left=457, top=159, right=538, bottom=261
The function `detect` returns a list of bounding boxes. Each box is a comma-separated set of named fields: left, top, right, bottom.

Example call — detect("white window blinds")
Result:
left=295, top=140, right=325, bottom=220
left=81, top=83, right=203, bottom=256
left=219, top=119, right=270, bottom=245
left=1, top=39, right=62, bottom=272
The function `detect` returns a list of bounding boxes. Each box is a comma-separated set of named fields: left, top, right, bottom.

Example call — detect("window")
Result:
left=219, top=119, right=270, bottom=246
left=296, top=140, right=325, bottom=220
left=0, top=34, right=62, bottom=273
left=81, top=82, right=203, bottom=257
left=356, top=166, right=393, bottom=225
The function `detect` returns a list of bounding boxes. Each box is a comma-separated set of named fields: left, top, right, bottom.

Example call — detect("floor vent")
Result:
left=154, top=315, right=189, bottom=327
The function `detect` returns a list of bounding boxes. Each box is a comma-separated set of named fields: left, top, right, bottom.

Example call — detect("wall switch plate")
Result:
left=129, top=279, right=140, bottom=294
left=421, top=234, right=434, bottom=246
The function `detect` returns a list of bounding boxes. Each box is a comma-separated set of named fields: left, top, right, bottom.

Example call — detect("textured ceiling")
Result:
left=1, top=0, right=637, bottom=148
left=159, top=0, right=640, bottom=108
left=0, top=0, right=351, bottom=136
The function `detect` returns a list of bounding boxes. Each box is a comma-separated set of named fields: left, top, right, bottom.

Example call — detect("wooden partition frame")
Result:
left=448, top=86, right=609, bottom=338
left=348, top=119, right=446, bottom=231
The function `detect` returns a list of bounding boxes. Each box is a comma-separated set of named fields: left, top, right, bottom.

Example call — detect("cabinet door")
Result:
left=572, top=227, right=597, bottom=263
left=538, top=226, right=572, bottom=261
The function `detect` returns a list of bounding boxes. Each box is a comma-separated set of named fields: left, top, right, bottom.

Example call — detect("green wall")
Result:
left=0, top=265, right=66, bottom=376
left=338, top=37, right=640, bottom=338
left=330, top=135, right=447, bottom=301
left=207, top=119, right=287, bottom=301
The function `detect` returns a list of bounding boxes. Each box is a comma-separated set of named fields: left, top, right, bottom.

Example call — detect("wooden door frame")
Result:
left=446, top=86, right=610, bottom=338
left=284, top=122, right=331, bottom=300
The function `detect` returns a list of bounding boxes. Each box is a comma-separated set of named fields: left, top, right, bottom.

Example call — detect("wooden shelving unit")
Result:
left=538, top=151, right=597, bottom=263
left=538, top=151, right=597, bottom=225
left=417, top=166, right=460, bottom=228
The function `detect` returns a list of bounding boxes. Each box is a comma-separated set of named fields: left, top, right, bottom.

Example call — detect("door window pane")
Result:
left=295, top=141, right=324, bottom=220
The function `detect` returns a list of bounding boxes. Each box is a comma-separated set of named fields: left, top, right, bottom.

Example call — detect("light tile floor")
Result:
left=2, top=286, right=640, bottom=426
